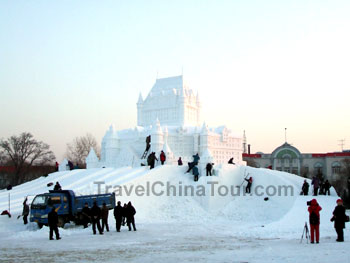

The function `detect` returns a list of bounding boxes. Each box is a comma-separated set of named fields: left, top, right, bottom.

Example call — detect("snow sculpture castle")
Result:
left=86, top=75, right=244, bottom=170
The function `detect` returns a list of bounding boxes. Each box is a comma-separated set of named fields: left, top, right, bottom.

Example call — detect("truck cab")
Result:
left=30, top=190, right=73, bottom=227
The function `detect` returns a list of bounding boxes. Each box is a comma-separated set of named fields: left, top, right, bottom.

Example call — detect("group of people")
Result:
left=146, top=150, right=168, bottom=169
left=80, top=201, right=137, bottom=235
left=301, top=177, right=331, bottom=196
left=307, top=198, right=349, bottom=243
left=46, top=201, right=137, bottom=240
left=184, top=155, right=238, bottom=182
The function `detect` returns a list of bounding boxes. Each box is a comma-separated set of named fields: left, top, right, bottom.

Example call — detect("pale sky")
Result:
left=1, top=0, right=350, bottom=161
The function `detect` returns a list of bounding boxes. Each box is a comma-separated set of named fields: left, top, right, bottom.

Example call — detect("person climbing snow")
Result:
left=160, top=150, right=166, bottom=165
left=193, top=165, right=199, bottom=182
left=228, top=157, right=235, bottom=165
left=245, top=177, right=253, bottom=193
left=186, top=153, right=200, bottom=173
left=147, top=152, right=158, bottom=169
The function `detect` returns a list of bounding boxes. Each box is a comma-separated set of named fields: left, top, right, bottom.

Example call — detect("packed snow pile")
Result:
left=0, top=164, right=340, bottom=238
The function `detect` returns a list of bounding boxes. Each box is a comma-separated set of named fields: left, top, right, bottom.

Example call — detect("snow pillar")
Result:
left=151, top=118, right=164, bottom=156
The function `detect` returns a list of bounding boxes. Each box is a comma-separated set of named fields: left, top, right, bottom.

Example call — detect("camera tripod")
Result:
left=300, top=222, right=310, bottom=243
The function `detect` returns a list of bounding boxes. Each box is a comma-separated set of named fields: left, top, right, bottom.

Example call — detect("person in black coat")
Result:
left=53, top=182, right=62, bottom=191
left=48, top=207, right=61, bottom=240
left=177, top=157, right=183, bottom=166
left=81, top=203, right=91, bottom=228
left=323, top=180, right=331, bottom=196
left=147, top=152, right=158, bottom=169
left=245, top=177, right=253, bottom=194
left=68, top=160, right=74, bottom=170
left=126, top=202, right=136, bottom=231
left=114, top=201, right=123, bottom=232
left=302, top=180, right=309, bottom=195
left=331, top=199, right=347, bottom=242
left=206, top=163, right=213, bottom=176
left=101, top=203, right=109, bottom=232
left=90, top=201, right=103, bottom=235
left=22, top=197, right=30, bottom=225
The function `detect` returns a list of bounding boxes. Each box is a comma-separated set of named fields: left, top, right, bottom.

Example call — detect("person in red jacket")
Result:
left=160, top=150, right=166, bottom=165
left=308, top=199, right=322, bottom=243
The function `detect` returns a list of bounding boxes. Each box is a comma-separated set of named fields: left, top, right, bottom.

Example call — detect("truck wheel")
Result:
left=57, top=216, right=65, bottom=228
left=37, top=223, right=43, bottom=229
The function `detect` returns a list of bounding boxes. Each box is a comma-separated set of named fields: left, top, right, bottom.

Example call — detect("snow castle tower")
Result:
left=86, top=75, right=244, bottom=169
left=136, top=75, right=201, bottom=127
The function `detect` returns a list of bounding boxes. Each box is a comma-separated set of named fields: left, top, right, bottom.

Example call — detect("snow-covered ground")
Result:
left=0, top=164, right=349, bottom=262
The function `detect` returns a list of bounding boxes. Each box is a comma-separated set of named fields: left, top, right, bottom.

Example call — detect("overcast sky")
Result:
left=1, top=0, right=350, bottom=161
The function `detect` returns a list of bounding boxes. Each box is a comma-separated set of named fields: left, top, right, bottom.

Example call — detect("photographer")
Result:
left=307, top=199, right=322, bottom=244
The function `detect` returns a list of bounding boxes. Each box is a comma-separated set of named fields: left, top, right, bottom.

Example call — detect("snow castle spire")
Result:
left=86, top=147, right=98, bottom=169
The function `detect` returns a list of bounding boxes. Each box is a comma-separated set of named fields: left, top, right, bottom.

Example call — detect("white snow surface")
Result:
left=0, top=165, right=349, bottom=263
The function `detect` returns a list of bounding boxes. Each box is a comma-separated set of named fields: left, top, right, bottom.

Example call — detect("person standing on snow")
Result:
left=81, top=202, right=91, bottom=228
left=331, top=199, right=348, bottom=242
left=147, top=152, right=158, bottom=169
left=302, top=180, right=309, bottom=195
left=126, top=202, right=136, bottom=231
left=177, top=157, right=183, bottom=166
left=193, top=165, right=199, bottom=182
left=53, top=182, right=62, bottom=191
left=22, top=197, right=30, bottom=225
left=114, top=201, right=123, bottom=232
left=323, top=180, right=331, bottom=196
left=48, top=207, right=61, bottom=240
left=311, top=176, right=320, bottom=196
left=206, top=163, right=213, bottom=176
left=101, top=203, right=109, bottom=232
left=90, top=201, right=103, bottom=235
left=160, top=150, right=166, bottom=165
left=308, top=199, right=322, bottom=244
left=245, top=177, right=253, bottom=193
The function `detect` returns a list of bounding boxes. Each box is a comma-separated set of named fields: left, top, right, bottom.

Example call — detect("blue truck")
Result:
left=30, top=190, right=115, bottom=228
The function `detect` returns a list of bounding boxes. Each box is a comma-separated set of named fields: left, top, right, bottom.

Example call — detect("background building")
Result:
left=243, top=142, right=350, bottom=181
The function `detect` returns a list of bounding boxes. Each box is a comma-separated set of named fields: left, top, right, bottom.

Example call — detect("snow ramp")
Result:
left=0, top=164, right=338, bottom=229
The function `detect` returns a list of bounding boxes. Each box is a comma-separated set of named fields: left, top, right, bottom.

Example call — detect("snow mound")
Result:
left=0, top=164, right=340, bottom=237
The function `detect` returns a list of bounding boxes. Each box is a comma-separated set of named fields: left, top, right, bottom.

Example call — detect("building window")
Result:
left=331, top=162, right=341, bottom=174
left=314, top=162, right=323, bottom=176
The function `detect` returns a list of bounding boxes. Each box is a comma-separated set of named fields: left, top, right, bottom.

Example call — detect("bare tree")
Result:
left=0, top=132, right=56, bottom=185
left=65, top=133, right=100, bottom=167
left=341, top=158, right=350, bottom=178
